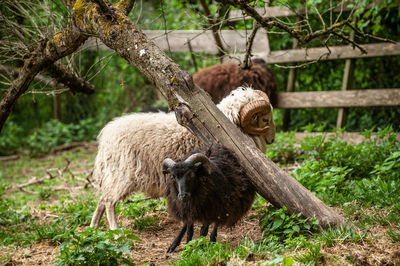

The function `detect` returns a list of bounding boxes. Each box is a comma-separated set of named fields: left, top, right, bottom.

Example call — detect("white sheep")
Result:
left=90, top=87, right=275, bottom=230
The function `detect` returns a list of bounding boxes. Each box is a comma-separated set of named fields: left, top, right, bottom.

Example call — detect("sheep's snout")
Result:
left=178, top=192, right=191, bottom=202
left=266, top=136, right=275, bottom=144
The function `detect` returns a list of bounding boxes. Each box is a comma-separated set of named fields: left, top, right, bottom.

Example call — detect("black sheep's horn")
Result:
left=162, top=158, right=176, bottom=174
left=184, top=153, right=211, bottom=175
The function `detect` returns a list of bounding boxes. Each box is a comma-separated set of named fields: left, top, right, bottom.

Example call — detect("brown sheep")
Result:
left=193, top=58, right=277, bottom=106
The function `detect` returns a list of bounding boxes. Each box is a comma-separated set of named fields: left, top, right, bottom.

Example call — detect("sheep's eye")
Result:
left=262, top=118, right=270, bottom=124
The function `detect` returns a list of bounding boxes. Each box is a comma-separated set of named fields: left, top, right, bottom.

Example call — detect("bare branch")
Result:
left=345, top=21, right=397, bottom=44
left=0, top=21, right=88, bottom=132
left=187, top=39, right=199, bottom=72
left=0, top=64, right=54, bottom=86
left=331, top=31, right=367, bottom=54
left=313, top=4, right=325, bottom=30
left=42, top=63, right=95, bottom=94
left=199, top=0, right=227, bottom=59
left=218, top=0, right=395, bottom=55
left=242, top=23, right=260, bottom=69
left=160, top=0, right=171, bottom=53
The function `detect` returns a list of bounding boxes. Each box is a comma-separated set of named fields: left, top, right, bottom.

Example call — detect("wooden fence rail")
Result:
left=258, top=43, right=400, bottom=64
left=276, top=89, right=400, bottom=109
left=84, top=29, right=270, bottom=54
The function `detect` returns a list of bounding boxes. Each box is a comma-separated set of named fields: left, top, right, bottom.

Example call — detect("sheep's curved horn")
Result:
left=240, top=99, right=271, bottom=135
left=254, top=90, right=271, bottom=102
left=184, top=153, right=212, bottom=175
left=162, top=158, right=176, bottom=174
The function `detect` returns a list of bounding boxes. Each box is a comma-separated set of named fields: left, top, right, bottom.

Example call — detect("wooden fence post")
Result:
left=337, top=19, right=356, bottom=128
left=282, top=21, right=299, bottom=131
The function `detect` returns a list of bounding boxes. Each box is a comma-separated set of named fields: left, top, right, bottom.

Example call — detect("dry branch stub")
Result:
left=73, top=0, right=346, bottom=228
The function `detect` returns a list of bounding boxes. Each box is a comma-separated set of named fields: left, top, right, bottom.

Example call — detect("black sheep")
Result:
left=162, top=144, right=256, bottom=253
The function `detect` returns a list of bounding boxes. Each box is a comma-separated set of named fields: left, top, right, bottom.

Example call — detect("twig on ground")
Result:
left=7, top=159, right=93, bottom=193
left=0, top=155, right=20, bottom=162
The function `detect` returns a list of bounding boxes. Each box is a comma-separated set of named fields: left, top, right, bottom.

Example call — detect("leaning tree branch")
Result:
left=72, top=0, right=345, bottom=228
left=115, top=0, right=136, bottom=15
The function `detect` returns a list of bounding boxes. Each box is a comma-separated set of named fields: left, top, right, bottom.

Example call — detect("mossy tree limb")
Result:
left=0, top=21, right=88, bottom=131
left=73, top=0, right=346, bottom=228
left=0, top=0, right=135, bottom=132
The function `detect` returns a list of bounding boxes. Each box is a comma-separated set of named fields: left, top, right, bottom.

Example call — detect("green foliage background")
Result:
left=0, top=0, right=399, bottom=156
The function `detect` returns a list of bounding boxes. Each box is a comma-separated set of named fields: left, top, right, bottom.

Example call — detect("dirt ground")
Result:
left=1, top=208, right=400, bottom=265
left=0, top=210, right=264, bottom=265
left=124, top=211, right=264, bottom=265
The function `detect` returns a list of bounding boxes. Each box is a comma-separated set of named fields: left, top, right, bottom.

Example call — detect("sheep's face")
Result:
left=251, top=105, right=276, bottom=144
left=163, top=163, right=202, bottom=202
left=217, top=87, right=276, bottom=151
left=249, top=107, right=275, bottom=153
left=163, top=154, right=211, bottom=202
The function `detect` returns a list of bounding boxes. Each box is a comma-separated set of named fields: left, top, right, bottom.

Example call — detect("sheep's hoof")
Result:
left=167, top=244, right=177, bottom=253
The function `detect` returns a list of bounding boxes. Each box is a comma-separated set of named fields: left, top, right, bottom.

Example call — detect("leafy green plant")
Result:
left=266, top=131, right=303, bottom=164
left=0, top=185, right=68, bottom=246
left=0, top=121, right=24, bottom=156
left=26, top=118, right=102, bottom=156
left=50, top=195, right=98, bottom=227
left=259, top=206, right=319, bottom=246
left=290, top=127, right=400, bottom=206
left=54, top=227, right=140, bottom=266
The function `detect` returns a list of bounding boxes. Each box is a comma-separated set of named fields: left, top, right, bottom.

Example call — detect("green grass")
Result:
left=1, top=127, right=399, bottom=265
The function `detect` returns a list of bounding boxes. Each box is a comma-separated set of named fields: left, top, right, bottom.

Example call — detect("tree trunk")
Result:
left=74, top=0, right=345, bottom=228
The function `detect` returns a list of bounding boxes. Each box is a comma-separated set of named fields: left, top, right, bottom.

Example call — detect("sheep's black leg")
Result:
left=167, top=224, right=187, bottom=253
left=186, top=224, right=194, bottom=243
left=200, top=224, right=209, bottom=237
left=210, top=225, right=218, bottom=242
